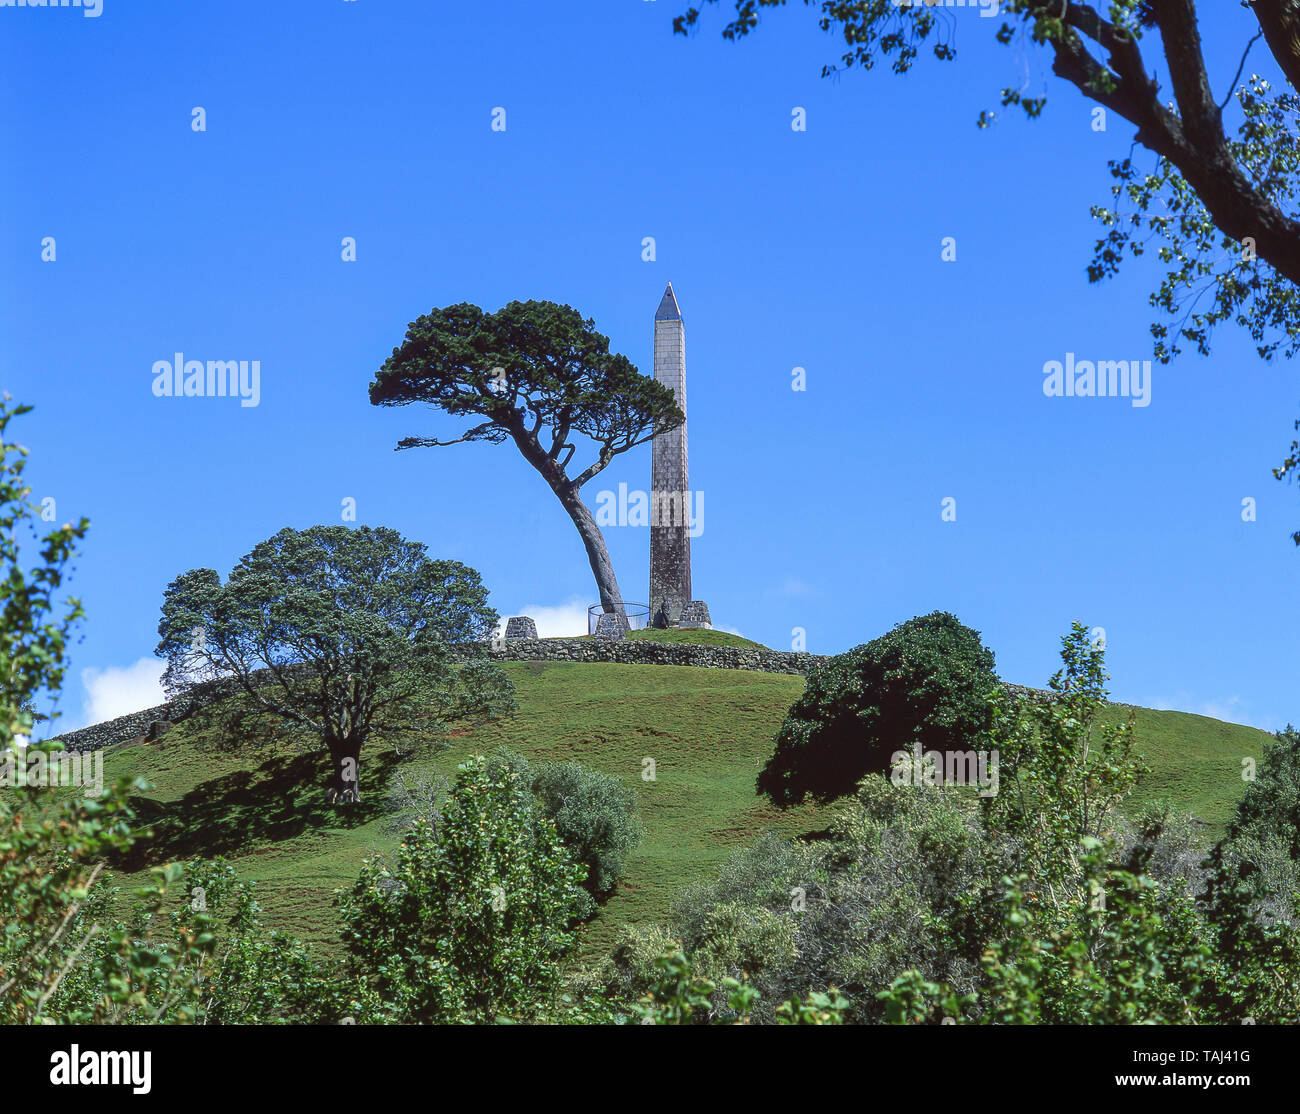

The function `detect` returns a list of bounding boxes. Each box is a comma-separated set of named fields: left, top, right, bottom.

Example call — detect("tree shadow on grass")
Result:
left=113, top=747, right=405, bottom=869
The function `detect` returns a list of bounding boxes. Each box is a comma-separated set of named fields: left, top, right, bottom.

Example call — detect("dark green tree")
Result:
left=1226, top=723, right=1300, bottom=858
left=757, top=611, right=998, bottom=806
left=368, top=300, right=684, bottom=614
left=676, top=1, right=1300, bottom=538
left=155, top=525, right=516, bottom=805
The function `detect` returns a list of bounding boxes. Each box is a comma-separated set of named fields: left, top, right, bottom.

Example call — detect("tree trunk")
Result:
left=326, top=736, right=362, bottom=805
left=508, top=423, right=629, bottom=619
left=556, top=485, right=627, bottom=618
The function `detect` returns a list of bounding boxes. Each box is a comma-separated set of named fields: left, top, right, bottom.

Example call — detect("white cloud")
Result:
left=768, top=577, right=812, bottom=598
left=502, top=597, right=592, bottom=638
left=81, top=658, right=166, bottom=727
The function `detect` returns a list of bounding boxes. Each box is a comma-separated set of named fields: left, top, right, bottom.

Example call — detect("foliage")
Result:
left=0, top=396, right=88, bottom=751
left=156, top=524, right=516, bottom=804
left=369, top=299, right=684, bottom=611
left=878, top=838, right=1213, bottom=1025
left=1196, top=839, right=1300, bottom=1024
left=593, top=620, right=1300, bottom=1025
left=1090, top=75, right=1300, bottom=367
left=872, top=626, right=1206, bottom=1024
left=1193, top=724, right=1300, bottom=1022
left=152, top=860, right=362, bottom=1024
left=0, top=399, right=220, bottom=1024
left=491, top=750, right=644, bottom=916
left=982, top=620, right=1146, bottom=900
left=758, top=611, right=998, bottom=806
left=84, top=657, right=1264, bottom=964
left=1195, top=720, right=1300, bottom=969
left=632, top=946, right=850, bottom=1025
left=1221, top=724, right=1300, bottom=882
left=1, top=782, right=149, bottom=1023
left=592, top=783, right=1007, bottom=1022
left=339, top=756, right=587, bottom=1022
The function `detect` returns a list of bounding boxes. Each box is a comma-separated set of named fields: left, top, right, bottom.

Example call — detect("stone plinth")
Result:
left=593, top=612, right=628, bottom=641
left=504, top=616, right=539, bottom=640
left=678, top=601, right=712, bottom=629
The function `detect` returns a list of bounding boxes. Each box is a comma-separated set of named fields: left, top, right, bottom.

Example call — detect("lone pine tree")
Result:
left=368, top=300, right=684, bottom=615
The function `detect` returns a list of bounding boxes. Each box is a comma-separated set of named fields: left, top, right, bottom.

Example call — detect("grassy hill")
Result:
left=95, top=658, right=1272, bottom=962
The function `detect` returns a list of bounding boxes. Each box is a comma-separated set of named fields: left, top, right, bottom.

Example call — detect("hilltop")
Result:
left=87, top=653, right=1272, bottom=962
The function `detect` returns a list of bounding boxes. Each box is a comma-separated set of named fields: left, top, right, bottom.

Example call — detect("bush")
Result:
left=339, top=755, right=586, bottom=1023
left=757, top=611, right=999, bottom=806
left=531, top=760, right=644, bottom=911
left=1235, top=725, right=1300, bottom=845
left=484, top=748, right=643, bottom=918
left=1222, top=724, right=1300, bottom=910
left=594, top=782, right=1009, bottom=1023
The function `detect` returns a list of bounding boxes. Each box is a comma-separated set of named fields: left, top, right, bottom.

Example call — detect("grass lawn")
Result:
left=94, top=660, right=1272, bottom=964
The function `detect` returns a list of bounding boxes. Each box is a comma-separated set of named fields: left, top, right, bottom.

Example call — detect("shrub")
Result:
left=484, top=748, right=643, bottom=918
left=880, top=840, right=1216, bottom=1025
left=339, top=755, right=586, bottom=1022
left=596, top=783, right=1008, bottom=1023
left=982, top=620, right=1145, bottom=893
left=757, top=611, right=998, bottom=806
left=1217, top=725, right=1300, bottom=923
left=531, top=760, right=644, bottom=912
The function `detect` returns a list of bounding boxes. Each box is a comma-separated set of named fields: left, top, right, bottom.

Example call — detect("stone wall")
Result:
left=487, top=638, right=824, bottom=674
left=54, top=701, right=177, bottom=755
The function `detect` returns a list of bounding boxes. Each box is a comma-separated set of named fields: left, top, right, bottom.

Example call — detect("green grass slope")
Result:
left=95, top=662, right=1271, bottom=962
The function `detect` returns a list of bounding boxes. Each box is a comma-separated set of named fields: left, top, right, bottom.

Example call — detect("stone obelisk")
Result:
left=649, top=283, right=692, bottom=627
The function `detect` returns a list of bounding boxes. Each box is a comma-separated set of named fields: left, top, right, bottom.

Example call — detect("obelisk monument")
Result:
left=649, top=283, right=692, bottom=627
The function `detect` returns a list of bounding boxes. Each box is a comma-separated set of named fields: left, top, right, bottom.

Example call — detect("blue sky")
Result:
left=3, top=0, right=1296, bottom=732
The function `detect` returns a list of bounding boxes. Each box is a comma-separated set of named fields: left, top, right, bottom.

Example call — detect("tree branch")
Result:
left=1152, top=0, right=1223, bottom=149
left=395, top=421, right=503, bottom=451
left=1039, top=1, right=1300, bottom=286
left=1251, top=0, right=1300, bottom=94
left=1221, top=29, right=1264, bottom=112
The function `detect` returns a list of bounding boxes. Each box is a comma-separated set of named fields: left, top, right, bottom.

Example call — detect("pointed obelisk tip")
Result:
left=655, top=282, right=682, bottom=321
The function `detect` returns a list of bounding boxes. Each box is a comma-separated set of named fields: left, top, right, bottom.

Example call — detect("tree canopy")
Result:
left=757, top=610, right=999, bottom=806
left=369, top=300, right=684, bottom=612
left=155, top=524, right=516, bottom=805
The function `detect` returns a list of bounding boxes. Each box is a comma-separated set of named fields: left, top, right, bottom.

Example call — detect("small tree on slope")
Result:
left=156, top=524, right=516, bottom=805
